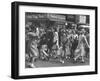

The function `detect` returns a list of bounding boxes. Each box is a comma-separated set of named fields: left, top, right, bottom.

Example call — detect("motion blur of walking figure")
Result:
left=74, top=29, right=89, bottom=63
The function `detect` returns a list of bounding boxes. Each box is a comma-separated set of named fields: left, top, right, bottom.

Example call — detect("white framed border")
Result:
left=19, top=5, right=95, bottom=76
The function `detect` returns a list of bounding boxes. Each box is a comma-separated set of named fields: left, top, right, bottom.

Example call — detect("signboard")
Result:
left=47, top=14, right=66, bottom=21
left=79, top=15, right=86, bottom=24
left=76, top=15, right=89, bottom=24
left=26, top=13, right=66, bottom=22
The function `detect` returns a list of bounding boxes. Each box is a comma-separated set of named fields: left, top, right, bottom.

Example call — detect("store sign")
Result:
left=26, top=14, right=66, bottom=21
left=79, top=15, right=86, bottom=24
left=47, top=14, right=66, bottom=21
left=26, top=14, right=46, bottom=19
left=76, top=15, right=87, bottom=24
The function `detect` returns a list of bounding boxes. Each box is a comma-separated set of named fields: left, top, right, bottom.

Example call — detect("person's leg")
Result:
left=81, top=56, right=85, bottom=62
left=80, top=44, right=85, bottom=62
left=59, top=54, right=64, bottom=63
left=74, top=54, right=80, bottom=61
left=30, top=57, right=36, bottom=68
left=28, top=55, right=36, bottom=68
left=71, top=48, right=74, bottom=58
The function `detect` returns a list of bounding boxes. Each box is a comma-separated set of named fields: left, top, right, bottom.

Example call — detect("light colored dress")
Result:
left=74, top=34, right=86, bottom=61
left=30, top=40, right=39, bottom=57
left=78, top=34, right=85, bottom=56
left=54, top=32, right=59, bottom=48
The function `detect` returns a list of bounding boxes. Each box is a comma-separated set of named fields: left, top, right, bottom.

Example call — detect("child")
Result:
left=40, top=45, right=49, bottom=60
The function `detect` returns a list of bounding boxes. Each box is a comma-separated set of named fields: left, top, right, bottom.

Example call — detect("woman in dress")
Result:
left=74, top=29, right=89, bottom=62
left=26, top=27, right=39, bottom=68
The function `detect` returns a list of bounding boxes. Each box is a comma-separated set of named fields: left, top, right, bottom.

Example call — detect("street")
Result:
left=30, top=57, right=89, bottom=68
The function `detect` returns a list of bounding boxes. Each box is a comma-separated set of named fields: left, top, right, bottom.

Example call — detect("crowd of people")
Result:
left=25, top=22, right=90, bottom=68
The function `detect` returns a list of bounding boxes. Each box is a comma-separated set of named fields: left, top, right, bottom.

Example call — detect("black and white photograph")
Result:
left=11, top=1, right=97, bottom=79
left=25, top=12, right=90, bottom=68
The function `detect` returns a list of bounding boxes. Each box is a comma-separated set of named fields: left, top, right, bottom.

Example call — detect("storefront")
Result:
left=25, top=13, right=66, bottom=30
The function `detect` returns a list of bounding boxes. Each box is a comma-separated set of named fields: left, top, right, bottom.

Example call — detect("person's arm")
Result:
left=27, top=32, right=35, bottom=35
left=76, top=35, right=80, bottom=49
left=43, top=50, right=49, bottom=56
left=27, top=32, right=37, bottom=36
left=83, top=35, right=90, bottom=48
